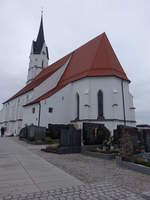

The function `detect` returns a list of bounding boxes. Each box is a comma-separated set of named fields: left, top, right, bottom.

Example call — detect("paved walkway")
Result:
left=0, top=137, right=147, bottom=200
left=0, top=138, right=82, bottom=198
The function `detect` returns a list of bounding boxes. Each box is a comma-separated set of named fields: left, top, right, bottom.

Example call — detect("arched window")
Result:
left=75, top=93, right=80, bottom=120
left=97, top=90, right=104, bottom=119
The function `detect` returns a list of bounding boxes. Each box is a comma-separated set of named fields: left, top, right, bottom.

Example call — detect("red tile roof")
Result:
left=59, top=32, right=128, bottom=85
left=24, top=32, right=129, bottom=106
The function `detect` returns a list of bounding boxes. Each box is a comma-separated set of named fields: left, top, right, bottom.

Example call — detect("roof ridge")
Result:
left=55, top=52, right=74, bottom=87
left=103, top=34, right=124, bottom=73
left=91, top=33, right=105, bottom=71
left=103, top=33, right=114, bottom=75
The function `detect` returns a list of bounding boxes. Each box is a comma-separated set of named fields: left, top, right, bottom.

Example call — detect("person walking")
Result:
left=1, top=127, right=5, bottom=137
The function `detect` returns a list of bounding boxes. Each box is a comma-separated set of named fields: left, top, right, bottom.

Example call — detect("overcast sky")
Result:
left=0, top=0, right=150, bottom=124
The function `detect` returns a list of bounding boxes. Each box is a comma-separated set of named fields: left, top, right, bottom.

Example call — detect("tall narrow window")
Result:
left=32, top=107, right=35, bottom=114
left=76, top=93, right=80, bottom=120
left=97, top=90, right=104, bottom=119
left=42, top=60, right=44, bottom=69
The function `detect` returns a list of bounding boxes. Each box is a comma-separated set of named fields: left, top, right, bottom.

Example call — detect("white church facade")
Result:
left=0, top=16, right=136, bottom=135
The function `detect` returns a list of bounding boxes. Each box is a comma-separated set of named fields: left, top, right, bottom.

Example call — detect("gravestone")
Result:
left=83, top=123, right=110, bottom=145
left=58, top=125, right=81, bottom=154
left=143, top=129, right=150, bottom=152
left=120, top=129, right=134, bottom=161
left=114, top=125, right=139, bottom=153
left=48, top=123, right=70, bottom=139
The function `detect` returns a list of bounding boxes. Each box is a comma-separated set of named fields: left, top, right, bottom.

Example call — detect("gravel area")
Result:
left=13, top=138, right=150, bottom=195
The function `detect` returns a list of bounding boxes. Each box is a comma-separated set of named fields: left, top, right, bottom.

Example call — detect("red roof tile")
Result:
left=24, top=32, right=129, bottom=106
left=59, top=32, right=128, bottom=86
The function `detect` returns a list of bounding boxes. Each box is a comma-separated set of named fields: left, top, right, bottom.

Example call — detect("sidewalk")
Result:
left=0, top=137, right=82, bottom=198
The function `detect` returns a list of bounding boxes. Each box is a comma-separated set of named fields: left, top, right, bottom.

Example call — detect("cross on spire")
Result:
left=41, top=7, right=43, bottom=17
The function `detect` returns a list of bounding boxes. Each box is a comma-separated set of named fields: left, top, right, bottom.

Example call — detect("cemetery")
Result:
left=115, top=126, right=150, bottom=175
left=18, top=122, right=150, bottom=175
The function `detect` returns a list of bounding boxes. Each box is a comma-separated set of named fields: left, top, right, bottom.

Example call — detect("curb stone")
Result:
left=142, top=191, right=150, bottom=200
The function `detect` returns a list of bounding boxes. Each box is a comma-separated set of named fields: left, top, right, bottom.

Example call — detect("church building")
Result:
left=0, top=15, right=136, bottom=135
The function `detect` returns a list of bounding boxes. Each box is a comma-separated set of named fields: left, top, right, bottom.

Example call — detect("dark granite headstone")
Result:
left=114, top=125, right=139, bottom=153
left=143, top=129, right=150, bottom=152
left=83, top=123, right=110, bottom=145
left=58, top=125, right=81, bottom=154
left=48, top=124, right=70, bottom=139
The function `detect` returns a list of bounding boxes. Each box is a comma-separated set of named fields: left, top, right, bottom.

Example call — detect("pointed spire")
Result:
left=36, top=11, right=45, bottom=44
left=33, top=12, right=45, bottom=54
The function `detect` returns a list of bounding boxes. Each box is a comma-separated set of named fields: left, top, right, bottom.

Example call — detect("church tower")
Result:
left=27, top=14, right=49, bottom=84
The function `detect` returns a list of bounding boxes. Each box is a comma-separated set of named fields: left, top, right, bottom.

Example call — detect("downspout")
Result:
left=38, top=102, right=41, bottom=127
left=121, top=80, right=126, bottom=126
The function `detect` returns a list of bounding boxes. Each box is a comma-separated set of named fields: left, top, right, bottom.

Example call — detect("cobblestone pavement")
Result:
left=2, top=181, right=144, bottom=200
left=30, top=148, right=150, bottom=195
left=10, top=138, right=150, bottom=199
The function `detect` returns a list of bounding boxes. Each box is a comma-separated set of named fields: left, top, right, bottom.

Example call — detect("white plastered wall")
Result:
left=23, top=76, right=135, bottom=134
left=0, top=90, right=34, bottom=135
left=39, top=84, right=72, bottom=127
left=22, top=104, right=39, bottom=127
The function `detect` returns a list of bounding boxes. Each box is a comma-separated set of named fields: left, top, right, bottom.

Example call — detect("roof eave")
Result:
left=23, top=74, right=130, bottom=107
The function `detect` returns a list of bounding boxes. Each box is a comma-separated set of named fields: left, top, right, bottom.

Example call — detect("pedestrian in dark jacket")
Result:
left=1, top=127, right=5, bottom=137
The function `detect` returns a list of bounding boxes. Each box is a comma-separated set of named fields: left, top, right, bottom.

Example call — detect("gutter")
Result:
left=121, top=80, right=126, bottom=126
left=38, top=102, right=41, bottom=127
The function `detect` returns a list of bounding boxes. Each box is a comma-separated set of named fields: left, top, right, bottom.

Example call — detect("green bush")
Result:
left=44, top=137, right=59, bottom=144
left=135, top=157, right=150, bottom=168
